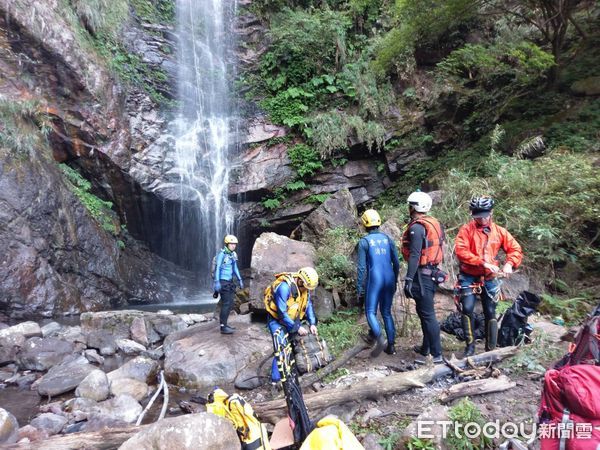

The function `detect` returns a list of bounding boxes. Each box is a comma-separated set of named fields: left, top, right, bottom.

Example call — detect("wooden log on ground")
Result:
left=254, top=346, right=518, bottom=424
left=4, top=425, right=147, bottom=450
left=439, top=374, right=516, bottom=404
left=300, top=341, right=370, bottom=388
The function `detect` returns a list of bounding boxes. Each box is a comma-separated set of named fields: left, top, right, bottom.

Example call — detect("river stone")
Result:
left=402, top=405, right=450, bottom=450
left=0, top=332, right=26, bottom=365
left=96, top=395, right=142, bottom=424
left=40, top=322, right=62, bottom=337
left=292, top=188, right=359, bottom=244
left=109, top=377, right=149, bottom=402
left=17, top=337, right=76, bottom=371
left=54, top=325, right=86, bottom=344
left=119, top=412, right=239, bottom=450
left=130, top=317, right=150, bottom=346
left=0, top=408, right=19, bottom=444
left=84, top=349, right=105, bottom=365
left=362, top=433, right=385, bottom=450
left=147, top=314, right=187, bottom=337
left=164, top=322, right=272, bottom=389
left=37, top=355, right=96, bottom=397
left=0, top=322, right=42, bottom=340
left=107, top=356, right=159, bottom=384
left=30, top=413, right=67, bottom=436
left=76, top=369, right=110, bottom=402
left=116, top=338, right=147, bottom=355
left=86, top=330, right=118, bottom=356
left=248, top=232, right=316, bottom=311
left=17, top=425, right=48, bottom=443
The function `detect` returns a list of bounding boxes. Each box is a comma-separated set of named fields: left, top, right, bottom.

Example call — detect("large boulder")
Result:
left=17, top=337, right=76, bottom=371
left=29, top=413, right=67, bottom=436
left=107, top=356, right=159, bottom=384
left=95, top=395, right=142, bottom=424
left=0, top=322, right=42, bottom=340
left=164, top=321, right=272, bottom=389
left=0, top=408, right=19, bottom=445
left=109, top=378, right=149, bottom=402
left=248, top=232, right=316, bottom=310
left=0, top=332, right=26, bottom=366
left=292, top=188, right=359, bottom=244
left=119, top=413, right=239, bottom=450
left=37, top=355, right=96, bottom=397
left=76, top=369, right=110, bottom=402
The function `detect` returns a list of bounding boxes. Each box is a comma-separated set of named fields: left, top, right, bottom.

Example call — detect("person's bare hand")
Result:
left=501, top=263, right=513, bottom=276
left=298, top=326, right=308, bottom=336
left=310, top=325, right=318, bottom=335
left=484, top=262, right=500, bottom=273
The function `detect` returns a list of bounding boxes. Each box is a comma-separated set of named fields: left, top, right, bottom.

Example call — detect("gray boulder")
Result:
left=109, top=377, right=149, bottom=402
left=41, top=322, right=62, bottom=337
left=37, top=355, right=96, bottom=397
left=119, top=413, right=239, bottom=450
left=292, top=188, right=359, bottom=244
left=18, top=337, right=76, bottom=371
left=0, top=332, right=26, bottom=366
left=248, top=232, right=316, bottom=311
left=0, top=408, right=19, bottom=444
left=30, top=413, right=67, bottom=436
left=96, top=395, right=142, bottom=424
left=76, top=369, right=110, bottom=402
left=116, top=338, right=147, bottom=355
left=107, top=356, right=159, bottom=384
left=312, top=287, right=336, bottom=321
left=164, top=322, right=272, bottom=389
left=0, top=322, right=42, bottom=340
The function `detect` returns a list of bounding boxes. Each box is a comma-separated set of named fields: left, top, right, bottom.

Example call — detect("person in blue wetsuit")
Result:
left=265, top=267, right=319, bottom=382
left=213, top=234, right=244, bottom=334
left=356, top=209, right=400, bottom=357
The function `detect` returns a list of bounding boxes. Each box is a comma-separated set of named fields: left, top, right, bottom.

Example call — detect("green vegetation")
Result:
left=0, top=98, right=51, bottom=156
left=445, top=398, right=493, bottom=449
left=315, top=227, right=361, bottom=291
left=130, top=0, right=175, bottom=24
left=60, top=164, right=119, bottom=235
left=407, top=437, right=436, bottom=450
left=537, top=293, right=595, bottom=326
left=318, top=308, right=361, bottom=356
left=501, top=332, right=565, bottom=375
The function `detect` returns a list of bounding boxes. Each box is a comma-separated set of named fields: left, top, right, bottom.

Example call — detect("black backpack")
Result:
left=498, top=291, right=541, bottom=347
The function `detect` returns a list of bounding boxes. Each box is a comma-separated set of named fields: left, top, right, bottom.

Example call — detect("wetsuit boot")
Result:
left=485, top=319, right=498, bottom=351
left=462, top=314, right=475, bottom=357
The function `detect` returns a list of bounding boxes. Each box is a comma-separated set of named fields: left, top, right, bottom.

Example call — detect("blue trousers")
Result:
left=365, top=276, right=396, bottom=345
left=267, top=320, right=290, bottom=383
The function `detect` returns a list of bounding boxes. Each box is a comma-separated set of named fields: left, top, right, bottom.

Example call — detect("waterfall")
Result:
left=170, top=0, right=238, bottom=285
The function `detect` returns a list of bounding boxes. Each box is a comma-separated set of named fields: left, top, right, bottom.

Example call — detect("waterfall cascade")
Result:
left=167, top=0, right=238, bottom=286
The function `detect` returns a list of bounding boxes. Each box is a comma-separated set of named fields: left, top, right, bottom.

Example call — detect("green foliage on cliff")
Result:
left=0, top=98, right=51, bottom=156
left=60, top=164, right=119, bottom=235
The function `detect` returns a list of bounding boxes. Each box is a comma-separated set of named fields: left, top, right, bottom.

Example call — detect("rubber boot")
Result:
left=412, top=344, right=429, bottom=357
left=462, top=314, right=475, bottom=357
left=384, top=342, right=396, bottom=355
left=485, top=319, right=498, bottom=351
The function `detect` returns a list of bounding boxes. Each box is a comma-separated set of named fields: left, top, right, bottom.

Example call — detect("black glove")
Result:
left=404, top=279, right=413, bottom=299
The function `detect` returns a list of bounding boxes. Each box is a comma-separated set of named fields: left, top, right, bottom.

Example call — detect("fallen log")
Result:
left=439, top=374, right=516, bottom=404
left=254, top=346, right=518, bottom=424
left=300, top=341, right=370, bottom=388
left=4, top=425, right=147, bottom=450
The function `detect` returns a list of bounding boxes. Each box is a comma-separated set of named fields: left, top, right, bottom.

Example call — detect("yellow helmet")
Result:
left=296, top=267, right=319, bottom=290
left=361, top=209, right=381, bottom=227
left=224, top=235, right=238, bottom=244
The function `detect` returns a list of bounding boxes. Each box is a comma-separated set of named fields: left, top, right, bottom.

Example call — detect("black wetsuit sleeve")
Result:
left=406, top=223, right=426, bottom=280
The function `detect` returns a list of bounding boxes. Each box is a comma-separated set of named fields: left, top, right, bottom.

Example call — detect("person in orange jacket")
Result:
left=454, top=196, right=523, bottom=356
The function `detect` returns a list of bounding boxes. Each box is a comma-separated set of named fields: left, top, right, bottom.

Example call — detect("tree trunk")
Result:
left=439, top=374, right=516, bottom=403
left=255, top=346, right=519, bottom=423
left=4, top=426, right=147, bottom=450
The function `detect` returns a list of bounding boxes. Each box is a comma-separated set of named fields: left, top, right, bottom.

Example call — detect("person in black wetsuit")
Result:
left=401, top=191, right=445, bottom=364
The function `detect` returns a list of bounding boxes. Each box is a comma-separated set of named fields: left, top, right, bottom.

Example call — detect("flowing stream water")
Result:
left=169, top=0, right=238, bottom=285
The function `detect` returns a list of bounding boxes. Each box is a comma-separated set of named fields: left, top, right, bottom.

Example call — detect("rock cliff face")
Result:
left=0, top=0, right=197, bottom=319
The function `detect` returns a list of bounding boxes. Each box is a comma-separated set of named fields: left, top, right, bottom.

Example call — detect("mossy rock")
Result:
left=570, top=76, right=600, bottom=96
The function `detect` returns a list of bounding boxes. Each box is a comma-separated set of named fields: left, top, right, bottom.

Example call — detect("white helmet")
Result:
left=407, top=191, right=432, bottom=213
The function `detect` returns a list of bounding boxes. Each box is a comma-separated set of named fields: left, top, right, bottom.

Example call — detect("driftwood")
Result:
left=300, top=341, right=370, bottom=388
left=3, top=426, right=147, bottom=450
left=254, top=346, right=519, bottom=424
left=439, top=374, right=516, bottom=404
